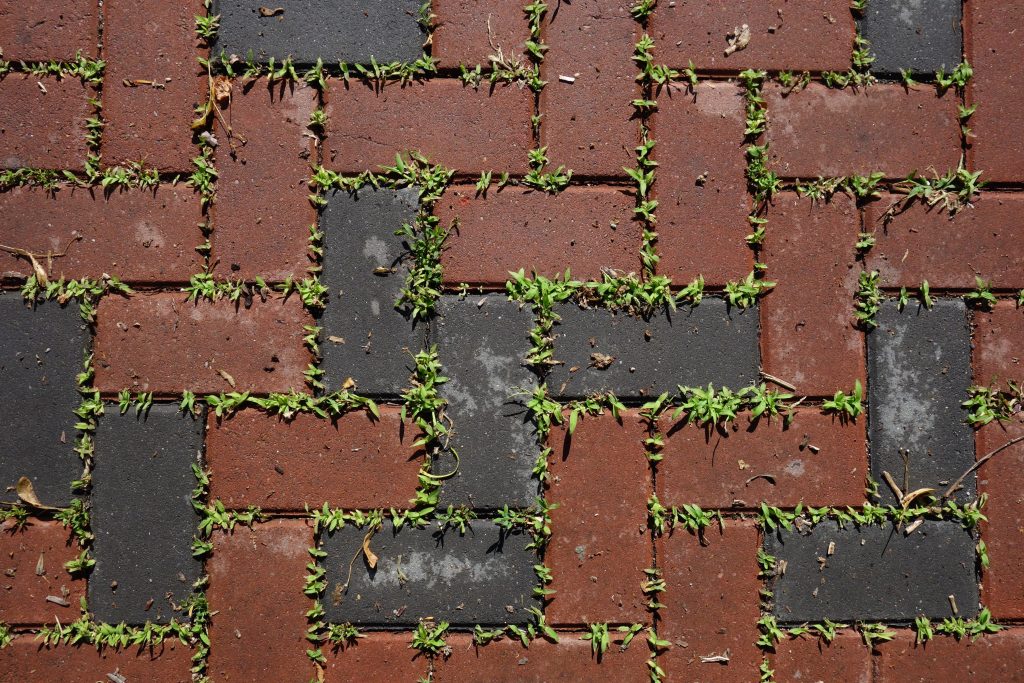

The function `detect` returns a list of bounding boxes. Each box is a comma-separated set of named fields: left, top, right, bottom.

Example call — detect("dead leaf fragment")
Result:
left=217, top=369, right=236, bottom=388
left=213, top=75, right=232, bottom=106
left=725, top=24, right=750, bottom=56
left=589, top=352, right=615, bottom=369
left=328, top=335, right=345, bottom=344
left=362, top=532, right=378, bottom=569
left=341, top=377, right=356, bottom=390
left=36, top=553, right=45, bottom=576
left=258, top=6, right=285, bottom=16
left=15, top=477, right=60, bottom=510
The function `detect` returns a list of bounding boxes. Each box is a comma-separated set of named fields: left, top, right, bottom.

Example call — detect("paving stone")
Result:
left=323, top=632, right=428, bottom=682
left=546, top=300, right=760, bottom=399
left=0, top=0, right=99, bottom=61
left=0, top=76, right=92, bottom=170
left=430, top=0, right=530, bottom=69
left=868, top=300, right=975, bottom=504
left=859, top=0, right=962, bottom=77
left=766, top=520, right=978, bottom=623
left=771, top=631, right=872, bottom=683
left=321, top=520, right=536, bottom=626
left=90, top=403, right=203, bottom=624
left=876, top=628, right=1024, bottom=682
left=0, top=637, right=193, bottom=683
left=0, top=296, right=85, bottom=508
left=973, top=300, right=1024, bottom=389
left=0, top=519, right=86, bottom=625
left=433, top=295, right=538, bottom=509
left=213, top=0, right=425, bottom=64
left=976, top=419, right=1024, bottom=619
left=319, top=187, right=426, bottom=397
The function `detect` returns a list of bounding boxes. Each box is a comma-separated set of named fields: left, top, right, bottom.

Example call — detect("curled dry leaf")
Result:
left=258, top=6, right=285, bottom=17
left=16, top=476, right=60, bottom=510
left=589, top=352, right=615, bottom=369
left=213, top=75, right=232, bottom=106
left=362, top=530, right=379, bottom=569
left=725, top=24, right=750, bottom=56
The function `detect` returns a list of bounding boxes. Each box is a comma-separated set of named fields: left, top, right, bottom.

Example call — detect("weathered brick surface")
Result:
left=539, top=0, right=639, bottom=178
left=0, top=185, right=202, bottom=283
left=435, top=634, right=650, bottom=682
left=90, top=404, right=203, bottom=624
left=319, top=187, right=425, bottom=396
left=860, top=0, right=962, bottom=77
left=431, top=0, right=529, bottom=68
left=761, top=193, right=865, bottom=396
left=434, top=295, right=538, bottom=509
left=977, top=419, right=1024, bottom=619
left=322, top=632, right=428, bottom=683
left=876, top=629, right=1024, bottom=682
left=657, top=412, right=867, bottom=509
left=0, top=519, right=85, bottom=625
left=207, top=519, right=313, bottom=682
left=94, top=292, right=312, bottom=394
left=969, top=3, right=1024, bottom=182
left=322, top=520, right=537, bottom=626
left=436, top=184, right=642, bottom=284
left=0, top=637, right=193, bottom=683
left=973, top=301, right=1024, bottom=388
left=101, top=0, right=203, bottom=172
left=547, top=301, right=760, bottom=399
left=324, top=80, right=533, bottom=174
left=771, top=631, right=872, bottom=683
left=767, top=520, right=978, bottom=623
left=0, top=1, right=99, bottom=61
left=765, top=83, right=961, bottom=179
left=649, top=0, right=855, bottom=72
left=868, top=300, right=975, bottom=504
left=0, top=296, right=85, bottom=508
left=657, top=521, right=762, bottom=683
left=864, top=193, right=1024, bottom=290
left=206, top=407, right=422, bottom=511
left=214, top=0, right=424, bottom=64
left=650, top=82, right=752, bottom=286
left=546, top=412, right=651, bottom=626
left=0, top=76, right=91, bottom=170
left=212, top=79, right=318, bottom=281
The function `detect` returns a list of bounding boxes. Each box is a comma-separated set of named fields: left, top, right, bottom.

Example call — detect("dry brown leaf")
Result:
left=341, top=377, right=356, bottom=390
left=16, top=476, right=59, bottom=510
left=258, top=6, right=285, bottom=16
left=589, top=352, right=615, bottom=369
left=213, top=75, right=232, bottom=106
left=362, top=532, right=378, bottom=569
left=36, top=553, right=45, bottom=576
left=28, top=254, right=48, bottom=287
left=328, top=335, right=346, bottom=344
left=218, top=369, right=236, bottom=387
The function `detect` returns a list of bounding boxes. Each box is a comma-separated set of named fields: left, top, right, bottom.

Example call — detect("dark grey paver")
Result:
left=319, top=187, right=426, bottom=397
left=433, top=295, right=538, bottom=509
left=546, top=300, right=760, bottom=399
left=90, top=403, right=203, bottom=624
left=766, top=520, right=978, bottom=623
left=859, top=0, right=962, bottom=77
left=0, top=295, right=85, bottom=507
left=321, top=520, right=537, bottom=626
left=868, top=300, right=974, bottom=504
left=213, top=0, right=425, bottom=65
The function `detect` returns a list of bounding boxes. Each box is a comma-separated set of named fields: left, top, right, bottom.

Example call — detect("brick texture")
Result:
left=0, top=1, right=98, bottom=61
left=324, top=79, right=533, bottom=174
left=93, top=292, right=313, bottom=394
left=206, top=407, right=423, bottom=511
left=0, top=185, right=202, bottom=283
left=322, top=632, right=428, bottom=683
left=437, top=184, right=641, bottom=284
left=765, top=83, right=961, bottom=179
left=431, top=0, right=529, bottom=68
left=0, top=76, right=91, bottom=170
left=0, top=519, right=85, bottom=625
left=760, top=192, right=865, bottom=396
left=0, top=637, right=193, bottom=683
left=977, top=419, right=1024, bottom=619
left=771, top=631, right=872, bottom=683
left=876, top=630, right=1024, bottom=682
left=101, top=0, right=204, bottom=171
left=973, top=301, right=1024, bottom=388
left=212, top=79, right=318, bottom=281
left=207, top=520, right=313, bottom=682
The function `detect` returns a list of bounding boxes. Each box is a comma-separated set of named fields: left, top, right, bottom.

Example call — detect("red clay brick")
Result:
left=876, top=629, right=1024, bottom=682
left=0, top=520, right=85, bottom=625
left=771, top=631, right=872, bottom=683
left=0, top=76, right=91, bottom=170
left=207, top=407, right=423, bottom=511
left=322, top=632, right=428, bottom=682
left=436, top=184, right=641, bottom=284
left=93, top=292, right=313, bottom=394
left=657, top=411, right=867, bottom=509
left=650, top=82, right=752, bottom=286
left=0, top=1, right=98, bottom=61
left=973, top=301, right=1024, bottom=389
left=967, top=3, right=1024, bottom=183
left=546, top=411, right=651, bottom=625
left=0, top=185, right=202, bottom=283
left=864, top=193, right=1024, bottom=290
left=761, top=192, right=865, bottom=395
left=657, top=520, right=761, bottom=683
left=431, top=0, right=530, bottom=69
left=435, top=633, right=650, bottom=682
left=977, top=418, right=1024, bottom=619
left=0, top=637, right=192, bottom=683
left=649, top=0, right=854, bottom=73
left=539, top=0, right=639, bottom=178
left=212, top=79, right=317, bottom=282
left=101, top=0, right=204, bottom=172
left=207, top=520, right=313, bottom=682
left=765, top=83, right=961, bottom=179
left=324, top=79, right=532, bottom=174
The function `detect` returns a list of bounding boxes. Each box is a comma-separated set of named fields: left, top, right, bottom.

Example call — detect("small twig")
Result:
left=760, top=372, right=797, bottom=391
left=941, top=435, right=1024, bottom=500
